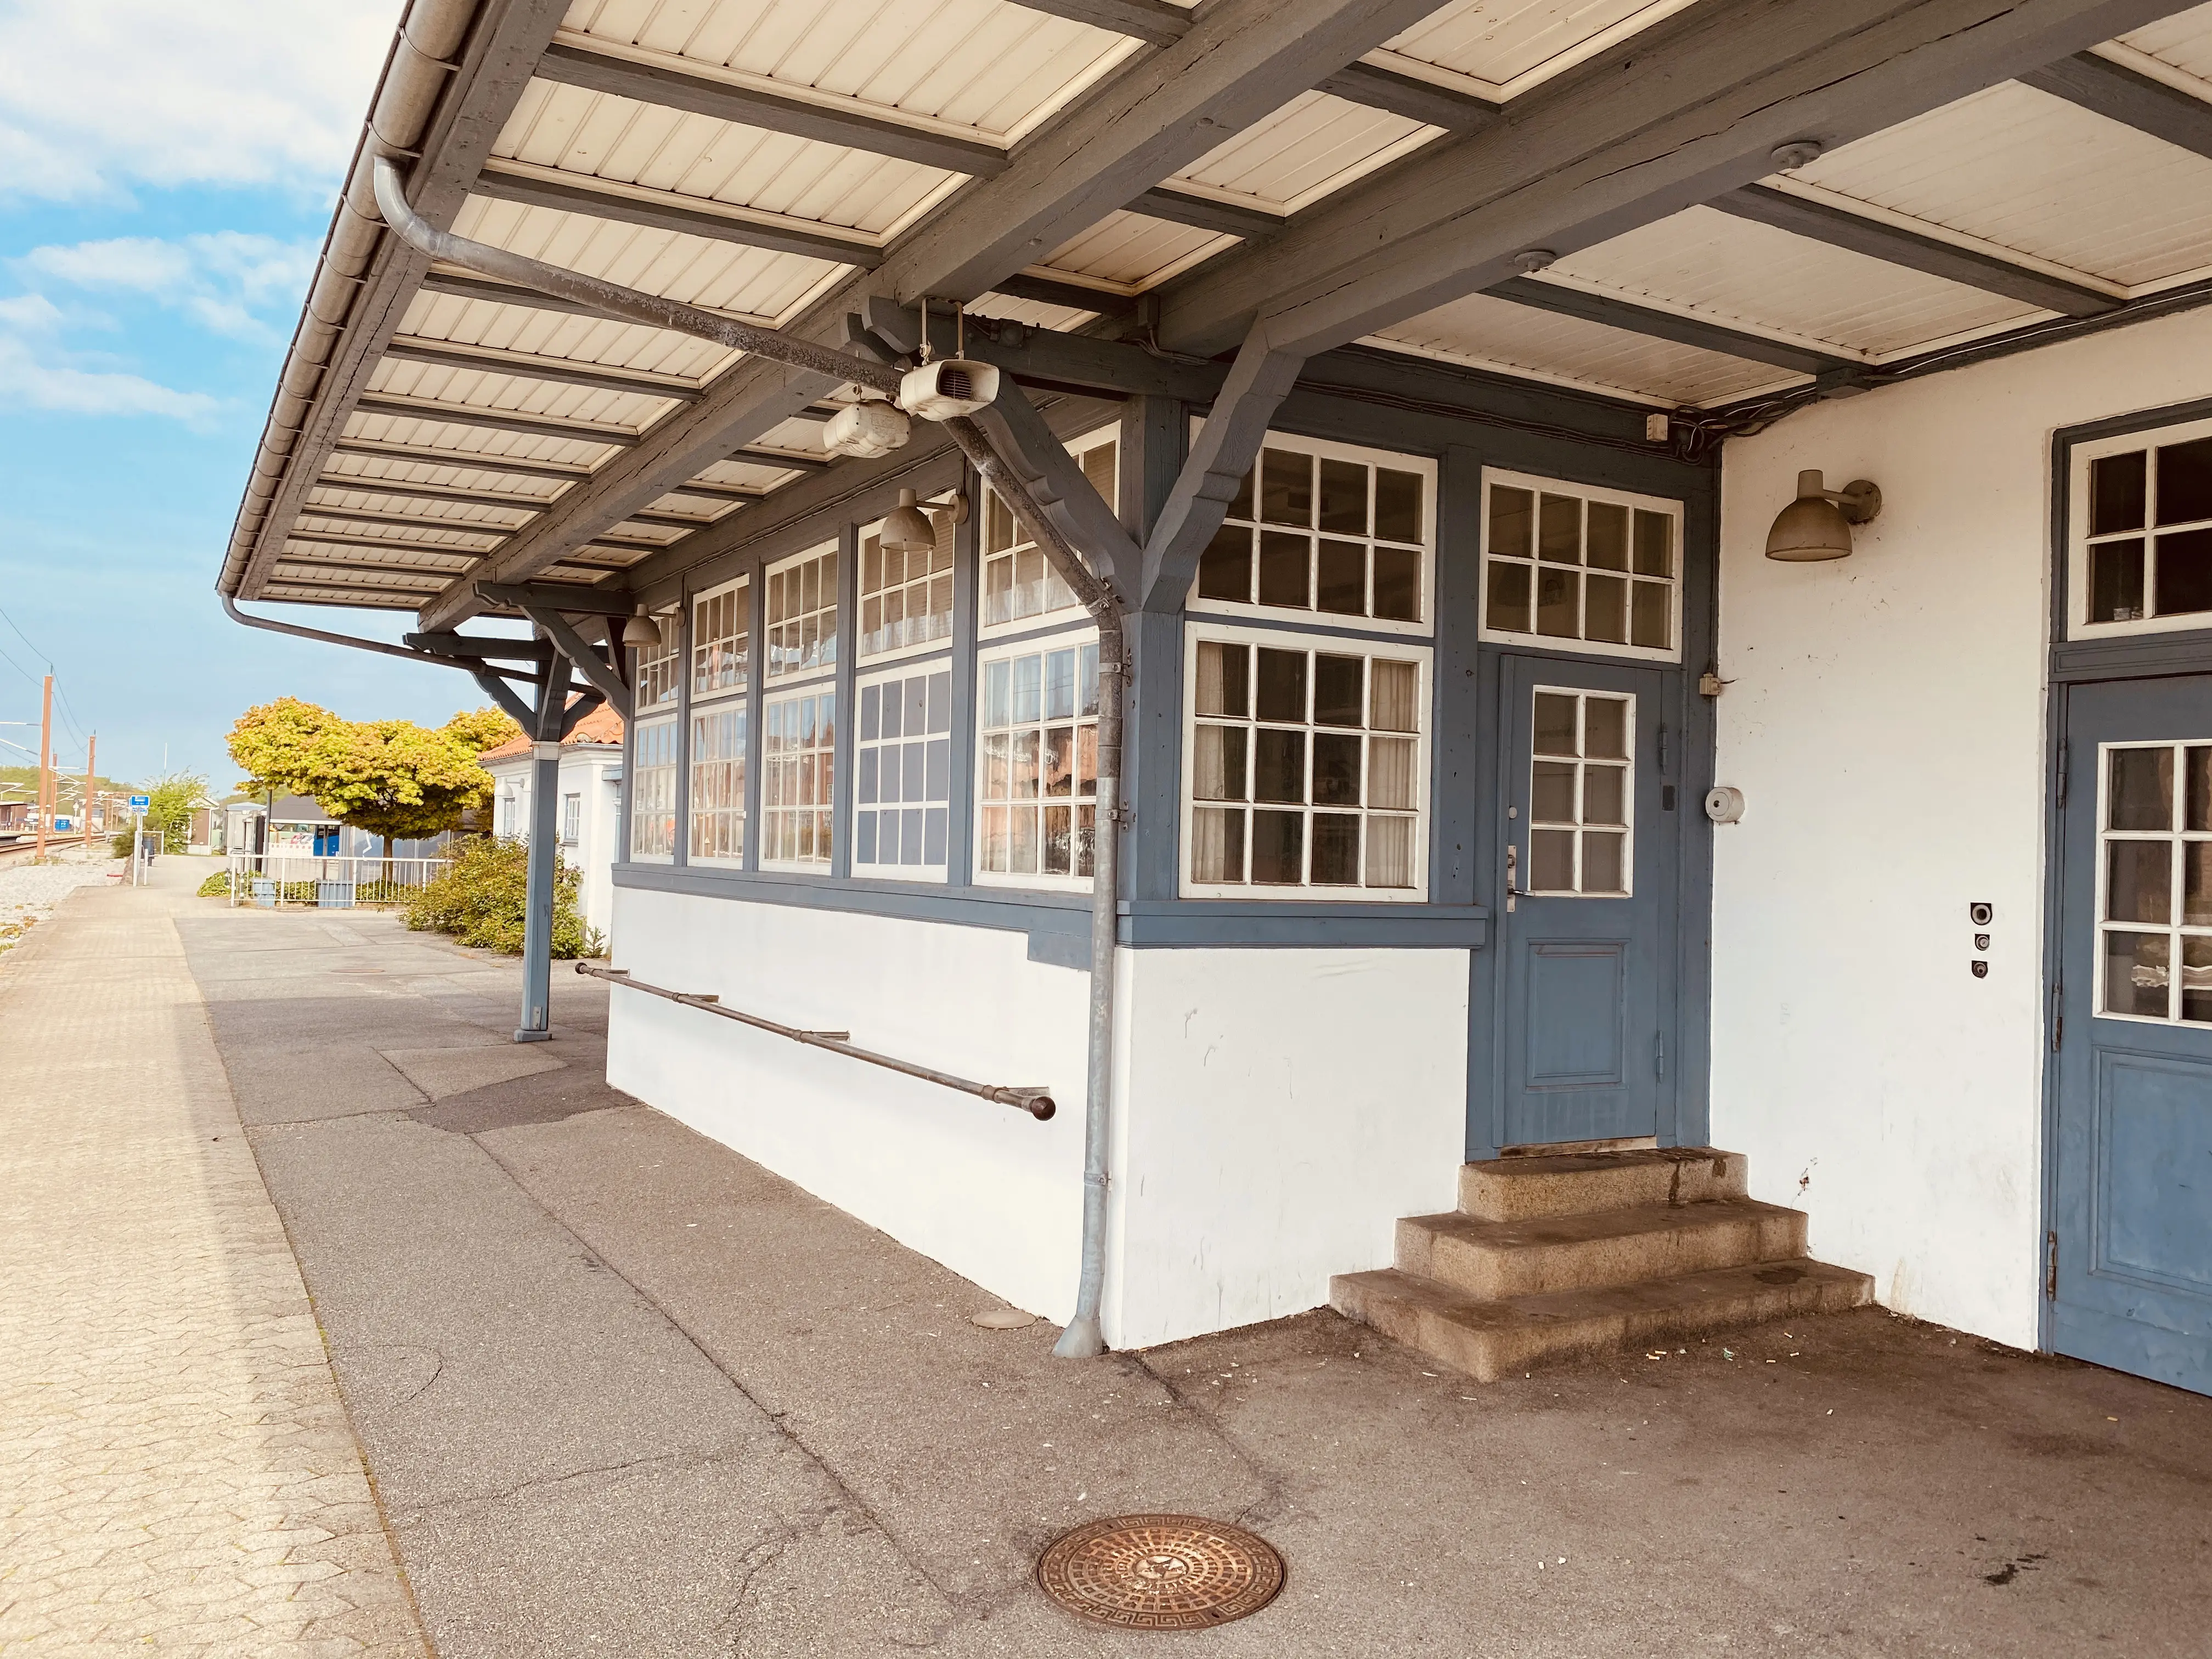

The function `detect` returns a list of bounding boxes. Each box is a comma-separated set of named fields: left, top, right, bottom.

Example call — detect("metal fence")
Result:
left=223, top=852, right=449, bottom=909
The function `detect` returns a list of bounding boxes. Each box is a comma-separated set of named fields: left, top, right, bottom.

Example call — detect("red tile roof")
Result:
left=477, top=701, right=626, bottom=764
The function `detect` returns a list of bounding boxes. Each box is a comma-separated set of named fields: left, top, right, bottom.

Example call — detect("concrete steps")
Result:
left=1330, top=1147, right=1873, bottom=1381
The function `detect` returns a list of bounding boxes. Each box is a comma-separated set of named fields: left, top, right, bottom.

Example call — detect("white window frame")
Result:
left=851, top=659, right=955, bottom=881
left=629, top=715, right=678, bottom=863
left=634, top=628, right=681, bottom=712
left=691, top=574, right=750, bottom=699
left=2092, top=738, right=2212, bottom=1027
left=1524, top=686, right=1636, bottom=898
left=763, top=540, right=840, bottom=684
left=856, top=496, right=958, bottom=666
left=1184, top=426, right=1437, bottom=641
left=1478, top=467, right=1684, bottom=664
left=977, top=425, right=1119, bottom=641
left=2068, top=413, right=2212, bottom=640
left=759, top=686, right=836, bottom=872
left=687, top=701, right=748, bottom=868
left=1178, top=619, right=1431, bottom=902
left=972, top=626, right=1102, bottom=893
left=560, top=791, right=580, bottom=847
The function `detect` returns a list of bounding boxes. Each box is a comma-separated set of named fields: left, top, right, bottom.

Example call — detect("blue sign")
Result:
left=128, top=794, right=149, bottom=810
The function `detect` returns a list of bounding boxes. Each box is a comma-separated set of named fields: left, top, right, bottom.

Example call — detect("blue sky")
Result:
left=0, top=1, right=503, bottom=795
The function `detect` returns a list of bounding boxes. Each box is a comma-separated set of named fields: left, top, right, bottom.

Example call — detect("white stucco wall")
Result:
left=1710, top=306, right=2212, bottom=1349
left=606, top=886, right=1469, bottom=1345
left=1108, top=946, right=1467, bottom=1349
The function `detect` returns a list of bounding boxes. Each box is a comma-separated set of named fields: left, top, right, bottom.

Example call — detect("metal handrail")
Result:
left=575, top=963, right=1055, bottom=1121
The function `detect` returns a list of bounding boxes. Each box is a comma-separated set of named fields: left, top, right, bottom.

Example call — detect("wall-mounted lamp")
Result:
left=881, top=488, right=936, bottom=554
left=1764, top=469, right=1882, bottom=561
left=619, top=604, right=663, bottom=649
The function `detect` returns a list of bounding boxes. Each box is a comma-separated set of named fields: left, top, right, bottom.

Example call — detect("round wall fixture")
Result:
left=1036, top=1514, right=1285, bottom=1629
left=1704, top=785, right=1746, bottom=825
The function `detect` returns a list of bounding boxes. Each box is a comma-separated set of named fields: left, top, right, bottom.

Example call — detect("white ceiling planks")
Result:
left=448, top=193, right=847, bottom=324
left=1172, top=92, right=1437, bottom=215
left=1371, top=0, right=1700, bottom=100
left=496, top=79, right=961, bottom=238
left=1369, top=290, right=1794, bottom=408
left=557, top=0, right=1144, bottom=141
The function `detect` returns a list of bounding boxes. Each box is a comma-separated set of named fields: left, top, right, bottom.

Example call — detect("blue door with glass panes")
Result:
left=2051, top=675, right=2212, bottom=1397
left=1488, top=655, right=1678, bottom=1149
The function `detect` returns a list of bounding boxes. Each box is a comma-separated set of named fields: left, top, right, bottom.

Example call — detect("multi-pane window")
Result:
left=630, top=718, right=676, bottom=858
left=692, top=577, right=749, bottom=697
left=689, top=704, right=747, bottom=865
left=859, top=506, right=955, bottom=661
left=1526, top=690, right=1633, bottom=896
left=2076, top=426, right=2212, bottom=633
left=977, top=638, right=1099, bottom=883
left=2097, top=741, right=2211, bottom=1024
left=1482, top=472, right=1680, bottom=660
left=1194, top=437, right=1431, bottom=631
left=854, top=667, right=952, bottom=876
left=636, top=628, right=680, bottom=709
left=500, top=788, right=520, bottom=839
left=981, top=430, right=1115, bottom=632
left=560, top=792, right=580, bottom=846
left=1184, top=630, right=1425, bottom=896
left=761, top=690, right=835, bottom=868
left=765, top=545, right=838, bottom=681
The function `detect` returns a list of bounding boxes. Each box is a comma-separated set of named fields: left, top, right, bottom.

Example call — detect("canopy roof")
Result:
left=221, top=0, right=2212, bottom=623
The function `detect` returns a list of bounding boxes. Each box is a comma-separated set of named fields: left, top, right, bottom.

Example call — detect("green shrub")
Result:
left=404, top=836, right=602, bottom=957
left=196, top=871, right=233, bottom=898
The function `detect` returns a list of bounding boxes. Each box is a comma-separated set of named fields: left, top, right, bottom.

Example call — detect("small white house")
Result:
left=478, top=705, right=625, bottom=941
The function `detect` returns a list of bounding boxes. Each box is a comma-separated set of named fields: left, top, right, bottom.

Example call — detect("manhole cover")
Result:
left=1036, top=1514, right=1284, bottom=1630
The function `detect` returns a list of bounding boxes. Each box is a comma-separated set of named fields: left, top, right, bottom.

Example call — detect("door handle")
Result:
left=1505, top=842, right=1519, bottom=913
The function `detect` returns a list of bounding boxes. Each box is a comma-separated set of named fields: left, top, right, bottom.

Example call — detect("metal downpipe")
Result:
left=373, top=159, right=1130, bottom=1355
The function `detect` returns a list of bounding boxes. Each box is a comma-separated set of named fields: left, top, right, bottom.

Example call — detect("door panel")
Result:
left=2052, top=676, right=2212, bottom=1396
left=1526, top=942, right=1626, bottom=1087
left=1492, top=656, right=1677, bottom=1149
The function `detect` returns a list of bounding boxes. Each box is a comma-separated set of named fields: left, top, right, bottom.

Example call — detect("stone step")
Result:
left=1459, top=1146, right=1747, bottom=1222
left=1397, top=1197, right=1807, bottom=1300
left=1330, top=1258, right=1875, bottom=1384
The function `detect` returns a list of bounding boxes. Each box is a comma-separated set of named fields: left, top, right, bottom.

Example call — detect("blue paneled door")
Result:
left=2051, top=675, right=2212, bottom=1396
left=1491, top=656, right=1679, bottom=1149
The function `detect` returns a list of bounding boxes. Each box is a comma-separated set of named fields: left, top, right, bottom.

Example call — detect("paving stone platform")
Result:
left=0, top=858, right=426, bottom=1656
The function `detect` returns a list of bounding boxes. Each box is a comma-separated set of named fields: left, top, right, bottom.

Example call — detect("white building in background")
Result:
left=478, top=705, right=624, bottom=943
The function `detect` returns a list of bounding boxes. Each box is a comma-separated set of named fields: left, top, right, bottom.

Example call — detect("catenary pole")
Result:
left=35, top=674, right=50, bottom=860
left=80, top=734, right=94, bottom=851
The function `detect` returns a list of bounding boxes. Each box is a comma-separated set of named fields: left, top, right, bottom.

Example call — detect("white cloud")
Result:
left=0, top=1, right=396, bottom=201
left=0, top=330, right=217, bottom=422
left=18, top=232, right=319, bottom=341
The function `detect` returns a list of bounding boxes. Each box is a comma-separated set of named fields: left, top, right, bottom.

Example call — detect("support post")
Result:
left=81, top=734, right=94, bottom=850
left=517, top=726, right=564, bottom=1042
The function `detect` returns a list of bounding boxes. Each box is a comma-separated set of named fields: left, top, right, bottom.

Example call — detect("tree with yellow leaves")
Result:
left=227, top=698, right=522, bottom=876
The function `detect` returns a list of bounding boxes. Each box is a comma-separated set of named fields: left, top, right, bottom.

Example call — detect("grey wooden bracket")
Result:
left=1137, top=319, right=1306, bottom=613
left=967, top=386, right=1143, bottom=607
left=471, top=668, right=535, bottom=730
left=860, top=294, right=1142, bottom=597
left=515, top=601, right=634, bottom=721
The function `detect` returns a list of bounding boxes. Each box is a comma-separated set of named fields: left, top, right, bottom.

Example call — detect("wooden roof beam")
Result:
left=1156, top=0, right=2177, bottom=359
left=2020, top=49, right=2212, bottom=160
left=1708, top=184, right=2118, bottom=318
